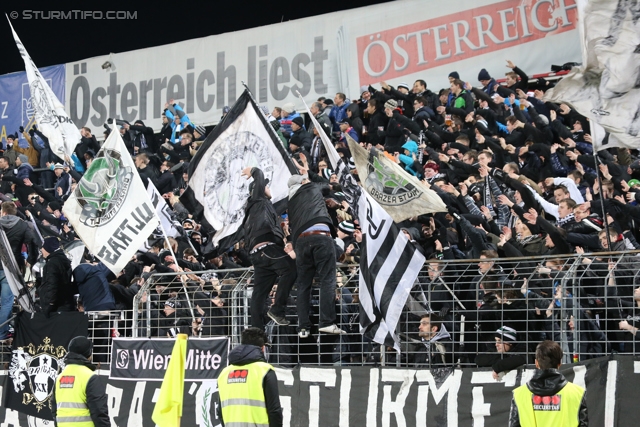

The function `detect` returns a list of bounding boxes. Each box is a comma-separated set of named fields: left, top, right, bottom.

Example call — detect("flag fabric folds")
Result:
left=62, top=125, right=159, bottom=274
left=0, top=227, right=35, bottom=312
left=181, top=90, right=296, bottom=248
left=152, top=333, right=188, bottom=427
left=299, top=94, right=426, bottom=352
left=543, top=0, right=640, bottom=150
left=346, top=136, right=447, bottom=221
left=8, top=18, right=80, bottom=160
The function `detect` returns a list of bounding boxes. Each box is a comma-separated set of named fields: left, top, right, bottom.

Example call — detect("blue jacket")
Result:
left=399, top=140, right=421, bottom=177
left=279, top=111, right=302, bottom=137
left=329, top=101, right=350, bottom=133
left=165, top=104, right=191, bottom=144
left=73, top=263, right=117, bottom=311
left=15, top=163, right=35, bottom=181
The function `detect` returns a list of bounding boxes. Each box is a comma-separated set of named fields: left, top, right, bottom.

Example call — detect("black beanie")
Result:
left=68, top=336, right=93, bottom=358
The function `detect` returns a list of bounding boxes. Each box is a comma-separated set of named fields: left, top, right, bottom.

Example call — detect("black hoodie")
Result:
left=51, top=352, right=110, bottom=427
left=508, top=369, right=588, bottom=427
left=217, top=344, right=283, bottom=427
left=242, top=168, right=285, bottom=250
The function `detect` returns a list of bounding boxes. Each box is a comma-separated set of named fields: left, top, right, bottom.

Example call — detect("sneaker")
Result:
left=267, top=311, right=290, bottom=326
left=298, top=329, right=310, bottom=339
left=318, top=324, right=347, bottom=335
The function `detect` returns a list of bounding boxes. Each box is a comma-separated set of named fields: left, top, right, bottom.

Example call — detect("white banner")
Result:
left=64, top=0, right=580, bottom=133
left=8, top=18, right=80, bottom=159
left=185, top=90, right=294, bottom=247
left=62, top=126, right=159, bottom=273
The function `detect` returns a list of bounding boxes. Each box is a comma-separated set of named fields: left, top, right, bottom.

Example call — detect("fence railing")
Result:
left=87, top=251, right=640, bottom=367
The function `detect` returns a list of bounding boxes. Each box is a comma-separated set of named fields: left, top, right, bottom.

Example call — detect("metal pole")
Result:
left=592, top=151, right=613, bottom=250
left=160, top=226, right=196, bottom=322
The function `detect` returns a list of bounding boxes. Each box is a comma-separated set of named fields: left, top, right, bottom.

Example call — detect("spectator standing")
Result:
left=287, top=173, right=345, bottom=338
left=241, top=167, right=296, bottom=329
left=38, top=236, right=75, bottom=316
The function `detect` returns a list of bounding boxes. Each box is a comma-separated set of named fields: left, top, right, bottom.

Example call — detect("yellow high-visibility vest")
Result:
left=55, top=364, right=95, bottom=427
left=217, top=361, right=273, bottom=427
left=513, top=381, right=585, bottom=427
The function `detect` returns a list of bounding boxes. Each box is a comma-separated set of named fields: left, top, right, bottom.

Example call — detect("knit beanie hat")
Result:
left=384, top=99, right=398, bottom=110
left=478, top=68, right=492, bottom=81
left=495, top=326, right=518, bottom=343
left=17, top=154, right=28, bottom=164
left=42, top=236, right=60, bottom=253
left=68, top=336, right=93, bottom=358
left=282, top=103, right=295, bottom=113
left=338, top=221, right=355, bottom=235
left=449, top=71, right=460, bottom=80
left=292, top=116, right=304, bottom=127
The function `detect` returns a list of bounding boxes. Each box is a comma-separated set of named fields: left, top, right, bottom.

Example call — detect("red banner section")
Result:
left=356, top=0, right=577, bottom=84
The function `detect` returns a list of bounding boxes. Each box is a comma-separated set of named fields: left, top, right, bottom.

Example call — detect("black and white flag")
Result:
left=0, top=228, right=36, bottom=313
left=5, top=312, right=88, bottom=420
left=299, top=95, right=425, bottom=352
left=181, top=90, right=297, bottom=248
left=63, top=125, right=159, bottom=274
left=8, top=18, right=80, bottom=160
left=544, top=0, right=640, bottom=150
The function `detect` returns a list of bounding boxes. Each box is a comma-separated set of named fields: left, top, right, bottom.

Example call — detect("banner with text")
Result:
left=0, top=64, right=65, bottom=147
left=109, top=337, right=229, bottom=381
left=0, top=355, right=638, bottom=426
left=62, top=0, right=580, bottom=132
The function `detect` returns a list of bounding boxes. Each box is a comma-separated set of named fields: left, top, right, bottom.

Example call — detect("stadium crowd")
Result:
left=1, top=58, right=640, bottom=371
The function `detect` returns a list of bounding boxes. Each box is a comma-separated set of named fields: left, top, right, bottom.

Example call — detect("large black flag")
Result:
left=4, top=312, right=89, bottom=420
left=180, top=90, right=296, bottom=250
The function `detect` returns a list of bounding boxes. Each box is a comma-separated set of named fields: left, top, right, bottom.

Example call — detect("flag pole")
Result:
left=592, top=149, right=612, bottom=250
left=159, top=219, right=196, bottom=322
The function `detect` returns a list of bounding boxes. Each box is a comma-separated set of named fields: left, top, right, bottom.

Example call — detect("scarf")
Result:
left=557, top=212, right=575, bottom=227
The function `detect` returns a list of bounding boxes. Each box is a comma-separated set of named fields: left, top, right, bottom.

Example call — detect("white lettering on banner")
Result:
left=366, top=369, right=379, bottom=427
left=61, top=0, right=580, bottom=134
left=381, top=369, right=414, bottom=427
left=605, top=360, right=617, bottom=427
left=339, top=369, right=351, bottom=427
left=105, top=384, right=123, bottom=426
left=415, top=369, right=463, bottom=427
left=572, top=365, right=587, bottom=390
left=129, top=382, right=146, bottom=427
left=131, top=348, right=222, bottom=372
left=356, top=0, right=578, bottom=84
left=471, top=386, right=491, bottom=427
left=299, top=367, right=337, bottom=427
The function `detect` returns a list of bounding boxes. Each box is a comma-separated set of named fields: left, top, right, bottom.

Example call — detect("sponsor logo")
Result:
left=227, top=370, right=248, bottom=384
left=356, top=0, right=577, bottom=83
left=58, top=376, right=75, bottom=389
left=115, top=349, right=129, bottom=369
left=8, top=337, right=66, bottom=411
left=532, top=394, right=561, bottom=411
left=72, top=148, right=133, bottom=227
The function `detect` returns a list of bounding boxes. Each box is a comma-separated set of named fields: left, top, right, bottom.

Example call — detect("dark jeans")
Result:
left=249, top=244, right=297, bottom=329
left=295, top=234, right=337, bottom=329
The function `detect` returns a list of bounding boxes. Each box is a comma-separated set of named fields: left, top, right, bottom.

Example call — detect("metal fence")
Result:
left=79, top=251, right=640, bottom=368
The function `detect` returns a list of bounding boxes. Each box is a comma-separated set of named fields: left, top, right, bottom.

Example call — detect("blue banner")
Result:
left=0, top=64, right=65, bottom=149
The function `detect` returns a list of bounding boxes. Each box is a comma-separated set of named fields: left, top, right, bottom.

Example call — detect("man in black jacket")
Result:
left=52, top=336, right=110, bottom=427
left=0, top=201, right=39, bottom=339
left=365, top=99, right=388, bottom=148
left=242, top=167, right=296, bottom=329
left=414, top=313, right=453, bottom=368
left=287, top=174, right=345, bottom=338
left=76, top=127, right=101, bottom=161
left=38, top=236, right=75, bottom=316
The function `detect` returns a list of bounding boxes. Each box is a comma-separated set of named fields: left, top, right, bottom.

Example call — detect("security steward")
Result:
left=52, top=336, right=110, bottom=427
left=217, top=327, right=283, bottom=427
left=509, top=340, right=588, bottom=427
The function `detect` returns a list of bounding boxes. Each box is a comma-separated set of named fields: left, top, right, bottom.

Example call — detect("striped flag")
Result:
left=357, top=191, right=426, bottom=352
left=297, top=93, right=425, bottom=352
